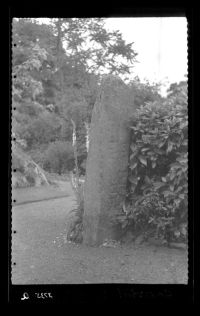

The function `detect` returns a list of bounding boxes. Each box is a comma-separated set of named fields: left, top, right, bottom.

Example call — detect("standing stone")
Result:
left=82, top=75, right=135, bottom=246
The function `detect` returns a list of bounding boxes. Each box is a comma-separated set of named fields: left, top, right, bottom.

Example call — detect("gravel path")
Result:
left=11, top=186, right=188, bottom=284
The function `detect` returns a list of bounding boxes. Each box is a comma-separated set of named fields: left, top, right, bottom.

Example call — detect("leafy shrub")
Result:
left=17, top=101, right=44, bottom=117
left=43, top=140, right=74, bottom=174
left=19, top=112, right=62, bottom=148
left=128, top=77, right=162, bottom=108
left=12, top=152, right=25, bottom=173
left=28, top=145, right=47, bottom=167
left=12, top=172, right=29, bottom=188
left=65, top=119, right=85, bottom=243
left=116, top=85, right=188, bottom=243
left=25, top=173, right=36, bottom=186
left=66, top=174, right=84, bottom=243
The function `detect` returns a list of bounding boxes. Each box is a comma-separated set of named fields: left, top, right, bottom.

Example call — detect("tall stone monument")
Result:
left=82, top=75, right=135, bottom=246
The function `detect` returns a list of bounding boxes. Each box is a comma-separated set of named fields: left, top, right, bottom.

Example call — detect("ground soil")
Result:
left=12, top=181, right=188, bottom=284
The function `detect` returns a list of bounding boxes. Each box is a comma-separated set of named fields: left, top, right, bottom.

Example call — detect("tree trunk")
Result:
left=55, top=18, right=65, bottom=94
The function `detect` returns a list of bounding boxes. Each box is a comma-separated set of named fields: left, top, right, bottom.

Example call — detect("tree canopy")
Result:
left=12, top=18, right=185, bottom=178
left=12, top=17, right=139, bottom=174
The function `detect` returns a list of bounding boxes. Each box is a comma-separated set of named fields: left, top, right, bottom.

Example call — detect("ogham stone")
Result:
left=82, top=75, right=135, bottom=246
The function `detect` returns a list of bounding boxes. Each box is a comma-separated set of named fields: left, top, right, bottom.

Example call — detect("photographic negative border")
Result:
left=8, top=3, right=195, bottom=304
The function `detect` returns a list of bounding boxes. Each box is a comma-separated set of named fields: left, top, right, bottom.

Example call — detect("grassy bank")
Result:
left=12, top=180, right=74, bottom=205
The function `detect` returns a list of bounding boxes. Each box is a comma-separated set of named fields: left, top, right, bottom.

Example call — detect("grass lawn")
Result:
left=11, top=181, right=188, bottom=284
left=12, top=180, right=74, bottom=205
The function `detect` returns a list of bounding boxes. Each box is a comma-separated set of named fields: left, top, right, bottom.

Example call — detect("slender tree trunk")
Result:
left=55, top=18, right=65, bottom=95
left=85, top=122, right=90, bottom=153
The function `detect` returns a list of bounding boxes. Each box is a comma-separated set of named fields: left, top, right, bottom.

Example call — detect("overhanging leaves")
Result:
left=138, top=156, right=147, bottom=166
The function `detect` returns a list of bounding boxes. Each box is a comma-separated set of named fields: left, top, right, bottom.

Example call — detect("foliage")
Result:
left=49, top=17, right=138, bottom=76
left=128, top=77, right=163, bottom=108
left=116, top=84, right=188, bottom=243
left=12, top=143, right=49, bottom=188
left=66, top=120, right=84, bottom=243
left=43, top=140, right=74, bottom=174
left=18, top=112, right=62, bottom=149
left=12, top=151, right=25, bottom=173
left=167, top=80, right=188, bottom=100
left=65, top=173, right=85, bottom=244
left=12, top=18, right=138, bottom=174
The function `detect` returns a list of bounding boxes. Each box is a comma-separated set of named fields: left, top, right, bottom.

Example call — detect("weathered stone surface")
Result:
left=82, top=75, right=135, bottom=246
